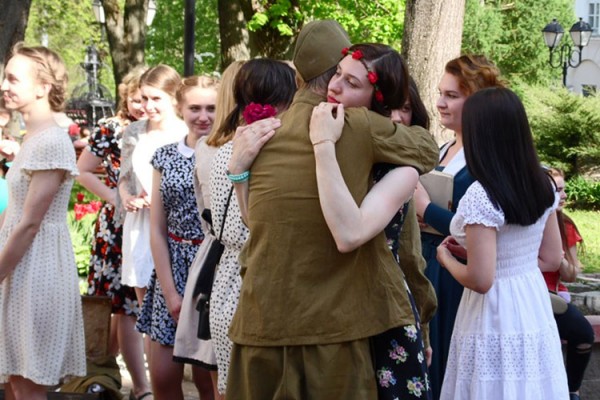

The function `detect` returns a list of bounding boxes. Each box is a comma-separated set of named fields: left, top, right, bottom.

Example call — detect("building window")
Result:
left=590, top=2, right=600, bottom=35
left=582, top=84, right=597, bottom=97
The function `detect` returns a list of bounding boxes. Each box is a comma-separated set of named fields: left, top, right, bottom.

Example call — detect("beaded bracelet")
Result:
left=226, top=170, right=251, bottom=183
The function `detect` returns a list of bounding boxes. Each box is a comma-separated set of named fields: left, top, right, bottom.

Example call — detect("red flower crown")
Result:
left=341, top=47, right=384, bottom=103
left=242, top=103, right=278, bottom=125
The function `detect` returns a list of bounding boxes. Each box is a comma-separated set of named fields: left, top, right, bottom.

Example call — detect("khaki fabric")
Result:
left=226, top=340, right=377, bottom=400
left=229, top=89, right=439, bottom=347
left=398, top=199, right=438, bottom=348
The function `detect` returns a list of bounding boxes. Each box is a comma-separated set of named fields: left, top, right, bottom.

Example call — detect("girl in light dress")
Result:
left=0, top=44, right=85, bottom=400
left=118, top=65, right=187, bottom=308
left=436, top=87, right=569, bottom=399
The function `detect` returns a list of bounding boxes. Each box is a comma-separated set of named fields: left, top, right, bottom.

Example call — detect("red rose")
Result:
left=76, top=192, right=85, bottom=203
left=367, top=71, right=378, bottom=84
left=341, top=47, right=349, bottom=56
left=351, top=50, right=363, bottom=60
left=375, top=90, right=384, bottom=103
left=242, top=103, right=278, bottom=125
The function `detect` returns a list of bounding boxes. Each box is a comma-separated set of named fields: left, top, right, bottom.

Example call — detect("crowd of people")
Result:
left=0, top=18, right=593, bottom=400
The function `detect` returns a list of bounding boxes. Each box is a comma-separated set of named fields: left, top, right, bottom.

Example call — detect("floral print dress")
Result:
left=371, top=163, right=431, bottom=400
left=86, top=118, right=138, bottom=315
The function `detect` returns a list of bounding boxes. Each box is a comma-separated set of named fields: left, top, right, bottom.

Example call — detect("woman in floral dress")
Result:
left=76, top=68, right=153, bottom=400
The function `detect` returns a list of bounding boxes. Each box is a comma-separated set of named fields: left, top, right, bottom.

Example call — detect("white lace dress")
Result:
left=440, top=182, right=569, bottom=399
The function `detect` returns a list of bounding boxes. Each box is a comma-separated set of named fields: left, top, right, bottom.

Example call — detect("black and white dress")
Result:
left=208, top=141, right=249, bottom=394
left=136, top=138, right=204, bottom=345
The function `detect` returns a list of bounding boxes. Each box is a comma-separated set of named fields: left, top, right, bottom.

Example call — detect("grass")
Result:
left=567, top=209, right=600, bottom=274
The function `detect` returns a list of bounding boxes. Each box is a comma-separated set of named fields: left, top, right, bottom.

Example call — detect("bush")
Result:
left=566, top=176, right=600, bottom=211
left=519, top=83, right=600, bottom=177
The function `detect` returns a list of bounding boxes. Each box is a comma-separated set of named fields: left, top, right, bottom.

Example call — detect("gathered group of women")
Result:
left=0, top=18, right=593, bottom=400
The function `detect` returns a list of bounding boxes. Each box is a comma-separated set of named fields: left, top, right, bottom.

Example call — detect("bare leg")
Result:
left=108, top=314, right=119, bottom=356
left=4, top=382, right=16, bottom=400
left=116, top=314, right=153, bottom=399
left=191, top=366, right=217, bottom=400
left=148, top=341, right=184, bottom=400
left=134, top=287, right=152, bottom=364
left=210, top=371, right=223, bottom=400
left=7, top=376, right=46, bottom=400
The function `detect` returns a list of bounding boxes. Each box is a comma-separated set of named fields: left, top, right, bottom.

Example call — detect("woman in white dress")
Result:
left=0, top=44, right=85, bottom=400
left=436, top=87, right=569, bottom=399
left=118, top=65, right=187, bottom=307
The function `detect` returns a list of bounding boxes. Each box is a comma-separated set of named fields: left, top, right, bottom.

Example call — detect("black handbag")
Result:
left=193, top=186, right=234, bottom=340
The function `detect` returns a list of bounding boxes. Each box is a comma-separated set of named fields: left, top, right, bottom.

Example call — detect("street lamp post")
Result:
left=92, top=0, right=156, bottom=28
left=542, top=17, right=593, bottom=87
left=184, top=0, right=196, bottom=77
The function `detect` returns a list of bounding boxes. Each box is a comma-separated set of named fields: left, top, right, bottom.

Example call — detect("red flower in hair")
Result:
left=341, top=47, right=349, bottom=56
left=242, top=103, right=278, bottom=125
left=367, top=71, right=378, bottom=85
left=351, top=50, right=364, bottom=60
left=375, top=90, right=384, bottom=103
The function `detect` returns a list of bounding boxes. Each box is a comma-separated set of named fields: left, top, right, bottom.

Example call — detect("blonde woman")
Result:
left=118, top=65, right=187, bottom=306
left=0, top=44, right=85, bottom=400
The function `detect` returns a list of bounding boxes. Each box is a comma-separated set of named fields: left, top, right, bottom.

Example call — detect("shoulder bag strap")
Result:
left=217, top=185, right=234, bottom=241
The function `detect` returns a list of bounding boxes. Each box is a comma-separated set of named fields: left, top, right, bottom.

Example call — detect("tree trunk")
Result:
left=218, top=0, right=251, bottom=68
left=218, top=0, right=301, bottom=69
left=0, top=0, right=33, bottom=137
left=102, top=0, right=149, bottom=89
left=402, top=0, right=465, bottom=143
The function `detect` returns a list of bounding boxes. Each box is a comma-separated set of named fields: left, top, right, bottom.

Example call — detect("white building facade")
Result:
left=567, top=1, right=600, bottom=94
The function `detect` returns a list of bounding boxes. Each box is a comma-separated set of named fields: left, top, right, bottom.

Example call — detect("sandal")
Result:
left=129, top=391, right=153, bottom=400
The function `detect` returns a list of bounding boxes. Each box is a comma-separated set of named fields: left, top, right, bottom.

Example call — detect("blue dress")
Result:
left=136, top=139, right=204, bottom=345
left=421, top=164, right=474, bottom=399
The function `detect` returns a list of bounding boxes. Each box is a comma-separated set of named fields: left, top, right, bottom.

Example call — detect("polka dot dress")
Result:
left=208, top=142, right=249, bottom=394
left=0, top=127, right=86, bottom=385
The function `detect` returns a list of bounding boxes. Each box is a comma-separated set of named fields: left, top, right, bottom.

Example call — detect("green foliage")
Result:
left=568, top=209, right=600, bottom=273
left=25, top=0, right=115, bottom=94
left=249, top=0, right=299, bottom=36
left=565, top=176, right=600, bottom=211
left=462, top=0, right=507, bottom=58
left=301, top=0, right=405, bottom=48
left=145, top=0, right=220, bottom=76
left=462, top=0, right=574, bottom=85
left=520, top=83, right=600, bottom=177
